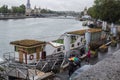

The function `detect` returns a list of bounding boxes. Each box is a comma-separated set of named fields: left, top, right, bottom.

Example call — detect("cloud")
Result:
left=0, top=0, right=94, bottom=11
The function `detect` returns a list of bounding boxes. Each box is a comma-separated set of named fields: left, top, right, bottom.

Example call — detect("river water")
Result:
left=0, top=17, right=88, bottom=58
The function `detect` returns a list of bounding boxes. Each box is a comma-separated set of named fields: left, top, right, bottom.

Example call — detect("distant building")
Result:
left=33, top=6, right=41, bottom=16
left=83, top=7, right=88, bottom=15
left=80, top=7, right=91, bottom=20
left=25, top=0, right=41, bottom=16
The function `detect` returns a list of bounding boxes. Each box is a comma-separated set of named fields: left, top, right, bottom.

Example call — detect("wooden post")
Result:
left=25, top=53, right=27, bottom=64
left=36, top=47, right=40, bottom=61
left=19, top=51, right=23, bottom=63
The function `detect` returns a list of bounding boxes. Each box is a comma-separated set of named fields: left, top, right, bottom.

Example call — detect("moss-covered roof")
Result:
left=67, top=29, right=102, bottom=35
left=10, top=39, right=46, bottom=48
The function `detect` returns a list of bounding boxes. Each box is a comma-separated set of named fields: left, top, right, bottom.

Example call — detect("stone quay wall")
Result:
left=76, top=49, right=120, bottom=80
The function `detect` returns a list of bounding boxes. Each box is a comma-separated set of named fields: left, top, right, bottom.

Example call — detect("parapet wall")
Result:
left=76, top=49, right=120, bottom=80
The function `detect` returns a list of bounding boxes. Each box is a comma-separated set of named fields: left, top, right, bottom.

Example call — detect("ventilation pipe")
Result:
left=102, top=21, right=107, bottom=31
left=85, top=30, right=91, bottom=47
left=64, top=33, right=71, bottom=57
left=111, top=23, right=114, bottom=34
left=112, top=26, right=117, bottom=37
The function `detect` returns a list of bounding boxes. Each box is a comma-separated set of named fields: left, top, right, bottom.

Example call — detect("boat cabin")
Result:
left=67, top=28, right=102, bottom=43
left=10, top=39, right=46, bottom=64
left=45, top=41, right=64, bottom=55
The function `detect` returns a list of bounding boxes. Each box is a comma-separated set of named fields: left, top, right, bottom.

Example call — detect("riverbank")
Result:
left=0, top=16, right=76, bottom=20
left=0, top=15, right=34, bottom=20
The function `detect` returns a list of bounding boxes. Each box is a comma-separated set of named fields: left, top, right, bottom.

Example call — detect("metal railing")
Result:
left=2, top=51, right=65, bottom=73
left=3, top=52, right=16, bottom=61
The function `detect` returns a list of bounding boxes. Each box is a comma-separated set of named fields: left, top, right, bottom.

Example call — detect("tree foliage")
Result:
left=41, top=9, right=55, bottom=13
left=0, top=5, right=8, bottom=13
left=0, top=4, right=25, bottom=14
left=88, top=0, right=120, bottom=23
left=12, top=4, right=25, bottom=14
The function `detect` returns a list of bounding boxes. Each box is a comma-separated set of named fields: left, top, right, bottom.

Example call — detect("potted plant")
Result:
left=90, top=49, right=98, bottom=58
left=89, top=42, right=100, bottom=58
left=111, top=39, right=117, bottom=47
left=117, top=32, right=120, bottom=43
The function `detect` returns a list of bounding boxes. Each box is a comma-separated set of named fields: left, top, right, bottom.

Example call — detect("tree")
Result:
left=11, top=4, right=25, bottom=14
left=0, top=4, right=26, bottom=15
left=41, top=9, right=48, bottom=13
left=12, top=6, right=18, bottom=13
left=0, top=5, right=9, bottom=13
left=88, top=0, right=120, bottom=23
left=19, top=4, right=26, bottom=13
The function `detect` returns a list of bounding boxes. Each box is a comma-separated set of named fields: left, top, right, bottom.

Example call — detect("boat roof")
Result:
left=10, top=39, right=46, bottom=48
left=49, top=42, right=63, bottom=48
left=67, top=28, right=102, bottom=35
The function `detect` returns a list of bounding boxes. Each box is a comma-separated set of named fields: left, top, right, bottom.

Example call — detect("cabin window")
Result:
left=71, top=35, right=76, bottom=39
left=15, top=46, right=17, bottom=51
left=57, top=48, right=61, bottom=52
left=81, top=38, right=83, bottom=42
left=77, top=42, right=80, bottom=46
left=71, top=44, right=74, bottom=47
left=71, top=35, right=76, bottom=43
left=76, top=36, right=79, bottom=39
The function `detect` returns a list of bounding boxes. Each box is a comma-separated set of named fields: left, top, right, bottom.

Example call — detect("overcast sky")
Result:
left=0, top=0, right=94, bottom=12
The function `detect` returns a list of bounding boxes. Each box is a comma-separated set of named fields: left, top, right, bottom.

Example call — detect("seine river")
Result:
left=0, top=17, right=88, bottom=58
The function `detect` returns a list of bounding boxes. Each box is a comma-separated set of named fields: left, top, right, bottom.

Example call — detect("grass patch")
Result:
left=53, top=38, right=76, bottom=44
left=53, top=39, right=64, bottom=44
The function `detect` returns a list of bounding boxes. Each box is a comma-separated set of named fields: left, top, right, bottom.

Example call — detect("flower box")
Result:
left=90, top=50, right=98, bottom=58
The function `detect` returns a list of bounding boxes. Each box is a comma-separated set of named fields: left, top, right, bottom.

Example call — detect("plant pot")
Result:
left=99, top=47, right=108, bottom=53
left=111, top=42, right=117, bottom=47
left=90, top=50, right=98, bottom=58
left=117, top=40, right=120, bottom=43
